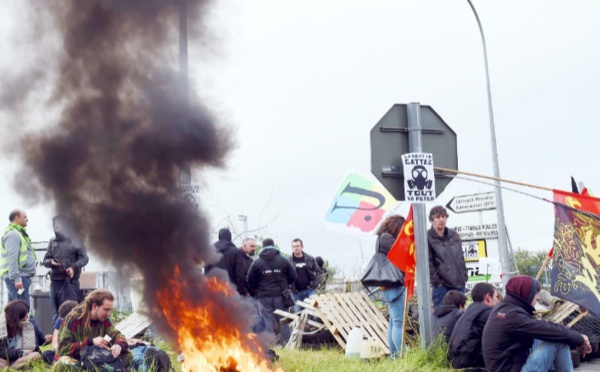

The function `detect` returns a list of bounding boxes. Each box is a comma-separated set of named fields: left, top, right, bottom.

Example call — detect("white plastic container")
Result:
left=345, top=326, right=363, bottom=358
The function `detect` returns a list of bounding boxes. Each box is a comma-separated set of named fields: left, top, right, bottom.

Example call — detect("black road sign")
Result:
left=370, top=104, right=458, bottom=200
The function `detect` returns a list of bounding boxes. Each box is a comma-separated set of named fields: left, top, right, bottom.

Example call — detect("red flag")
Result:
left=548, top=247, right=553, bottom=258
left=387, top=205, right=416, bottom=299
left=553, top=189, right=600, bottom=215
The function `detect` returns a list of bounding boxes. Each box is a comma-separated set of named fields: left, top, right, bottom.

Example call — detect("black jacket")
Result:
left=205, top=239, right=238, bottom=283
left=432, top=305, right=463, bottom=344
left=449, top=301, right=491, bottom=370
left=287, top=251, right=321, bottom=291
left=482, top=294, right=584, bottom=372
left=234, top=248, right=254, bottom=297
left=246, top=247, right=296, bottom=299
left=428, top=228, right=468, bottom=289
left=43, top=235, right=89, bottom=281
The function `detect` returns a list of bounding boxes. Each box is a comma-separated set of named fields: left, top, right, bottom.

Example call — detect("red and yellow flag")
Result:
left=553, top=189, right=600, bottom=215
left=387, top=205, right=416, bottom=299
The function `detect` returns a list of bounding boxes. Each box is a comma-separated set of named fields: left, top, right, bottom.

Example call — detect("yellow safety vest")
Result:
left=0, top=224, right=37, bottom=277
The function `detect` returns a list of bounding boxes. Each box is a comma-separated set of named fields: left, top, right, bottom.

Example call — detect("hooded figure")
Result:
left=482, top=275, right=587, bottom=372
left=42, top=215, right=89, bottom=322
left=204, top=228, right=238, bottom=284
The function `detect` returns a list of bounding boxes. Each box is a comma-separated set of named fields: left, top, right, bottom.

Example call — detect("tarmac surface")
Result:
left=577, top=358, right=600, bottom=371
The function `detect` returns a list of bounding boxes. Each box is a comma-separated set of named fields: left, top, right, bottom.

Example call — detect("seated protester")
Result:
left=56, top=289, right=132, bottom=370
left=128, top=338, right=171, bottom=372
left=42, top=300, right=78, bottom=365
left=315, top=256, right=329, bottom=294
left=449, top=282, right=499, bottom=370
left=432, top=290, right=466, bottom=344
left=0, top=300, right=42, bottom=369
left=482, top=275, right=591, bottom=372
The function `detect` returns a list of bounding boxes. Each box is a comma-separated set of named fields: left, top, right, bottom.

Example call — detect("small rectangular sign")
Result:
left=455, top=224, right=499, bottom=240
left=462, top=239, right=487, bottom=262
left=401, top=152, right=436, bottom=203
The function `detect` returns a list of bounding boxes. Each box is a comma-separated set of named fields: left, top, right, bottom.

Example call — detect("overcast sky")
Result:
left=1, top=0, right=599, bottom=276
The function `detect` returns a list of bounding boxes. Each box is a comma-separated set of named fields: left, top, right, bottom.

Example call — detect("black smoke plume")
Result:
left=1, top=0, right=267, bottom=360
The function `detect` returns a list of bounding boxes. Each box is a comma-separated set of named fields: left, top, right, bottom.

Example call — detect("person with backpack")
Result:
left=56, top=289, right=132, bottom=370
left=43, top=215, right=89, bottom=322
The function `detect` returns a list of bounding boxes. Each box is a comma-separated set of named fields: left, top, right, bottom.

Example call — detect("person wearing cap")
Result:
left=427, top=205, right=468, bottom=309
left=482, top=275, right=591, bottom=372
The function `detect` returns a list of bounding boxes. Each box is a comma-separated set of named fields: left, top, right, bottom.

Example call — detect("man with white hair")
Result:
left=235, top=238, right=256, bottom=297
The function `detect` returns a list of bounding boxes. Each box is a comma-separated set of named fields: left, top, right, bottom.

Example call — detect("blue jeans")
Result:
left=521, top=339, right=573, bottom=372
left=131, top=345, right=150, bottom=372
left=293, top=288, right=317, bottom=313
left=4, top=276, right=32, bottom=307
left=383, top=286, right=406, bottom=357
left=431, top=284, right=465, bottom=310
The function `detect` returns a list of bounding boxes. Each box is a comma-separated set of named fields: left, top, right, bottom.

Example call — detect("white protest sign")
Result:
left=402, top=152, right=436, bottom=203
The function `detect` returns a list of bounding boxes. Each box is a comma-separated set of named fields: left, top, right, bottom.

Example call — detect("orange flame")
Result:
left=156, top=266, right=277, bottom=371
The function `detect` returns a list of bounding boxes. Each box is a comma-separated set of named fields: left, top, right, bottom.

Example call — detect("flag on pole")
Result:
left=387, top=205, right=416, bottom=299
left=551, top=191, right=600, bottom=318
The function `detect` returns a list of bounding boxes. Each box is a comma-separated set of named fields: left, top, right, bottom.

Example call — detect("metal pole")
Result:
left=407, top=102, right=434, bottom=348
left=179, top=0, right=191, bottom=184
left=465, top=0, right=512, bottom=287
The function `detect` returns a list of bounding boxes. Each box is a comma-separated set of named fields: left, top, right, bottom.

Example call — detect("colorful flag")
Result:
left=387, top=205, right=416, bottom=299
left=551, top=195, right=600, bottom=318
left=324, top=171, right=399, bottom=236
left=553, top=189, right=600, bottom=215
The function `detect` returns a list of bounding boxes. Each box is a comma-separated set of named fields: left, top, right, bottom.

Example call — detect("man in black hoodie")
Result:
left=432, top=290, right=466, bottom=344
left=482, top=275, right=591, bottom=372
left=43, top=215, right=89, bottom=322
left=449, top=282, right=499, bottom=370
left=246, top=238, right=296, bottom=343
left=205, top=228, right=237, bottom=284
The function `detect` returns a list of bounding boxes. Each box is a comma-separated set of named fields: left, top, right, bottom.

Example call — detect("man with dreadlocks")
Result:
left=56, top=289, right=132, bottom=369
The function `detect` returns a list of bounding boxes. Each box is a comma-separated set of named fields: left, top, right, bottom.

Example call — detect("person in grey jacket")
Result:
left=1, top=209, right=37, bottom=306
left=43, top=215, right=89, bottom=321
left=427, top=205, right=468, bottom=309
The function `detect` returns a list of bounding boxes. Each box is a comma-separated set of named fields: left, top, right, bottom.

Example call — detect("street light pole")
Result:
left=465, top=0, right=512, bottom=287
left=179, top=0, right=191, bottom=185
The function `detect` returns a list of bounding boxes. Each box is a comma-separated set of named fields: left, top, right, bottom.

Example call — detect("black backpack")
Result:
left=80, top=345, right=125, bottom=372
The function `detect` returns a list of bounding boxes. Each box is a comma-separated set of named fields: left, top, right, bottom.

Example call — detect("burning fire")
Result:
left=157, top=266, right=281, bottom=372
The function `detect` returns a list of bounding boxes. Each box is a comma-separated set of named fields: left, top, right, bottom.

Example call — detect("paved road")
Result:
left=578, top=358, right=600, bottom=371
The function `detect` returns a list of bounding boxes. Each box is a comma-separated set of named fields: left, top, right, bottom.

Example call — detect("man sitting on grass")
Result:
left=432, top=290, right=466, bottom=344
left=56, top=289, right=131, bottom=369
left=482, top=275, right=591, bottom=372
left=449, top=282, right=499, bottom=370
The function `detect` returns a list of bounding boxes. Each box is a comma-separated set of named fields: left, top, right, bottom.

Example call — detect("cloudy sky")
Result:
left=1, top=0, right=599, bottom=276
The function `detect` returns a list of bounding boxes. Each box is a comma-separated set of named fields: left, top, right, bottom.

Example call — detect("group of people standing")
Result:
left=205, top=228, right=328, bottom=344
left=369, top=204, right=593, bottom=371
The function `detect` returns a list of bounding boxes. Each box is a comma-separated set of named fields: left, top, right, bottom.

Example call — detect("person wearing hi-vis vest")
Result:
left=1, top=209, right=37, bottom=306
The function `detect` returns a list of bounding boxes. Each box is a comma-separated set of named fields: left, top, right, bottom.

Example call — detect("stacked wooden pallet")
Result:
left=275, top=292, right=389, bottom=356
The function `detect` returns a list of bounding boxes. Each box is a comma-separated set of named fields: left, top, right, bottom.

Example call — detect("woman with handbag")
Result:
left=361, top=215, right=406, bottom=357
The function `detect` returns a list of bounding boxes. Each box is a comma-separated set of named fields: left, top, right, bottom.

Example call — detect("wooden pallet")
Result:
left=543, top=300, right=589, bottom=328
left=115, top=312, right=152, bottom=339
left=275, top=292, right=389, bottom=355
